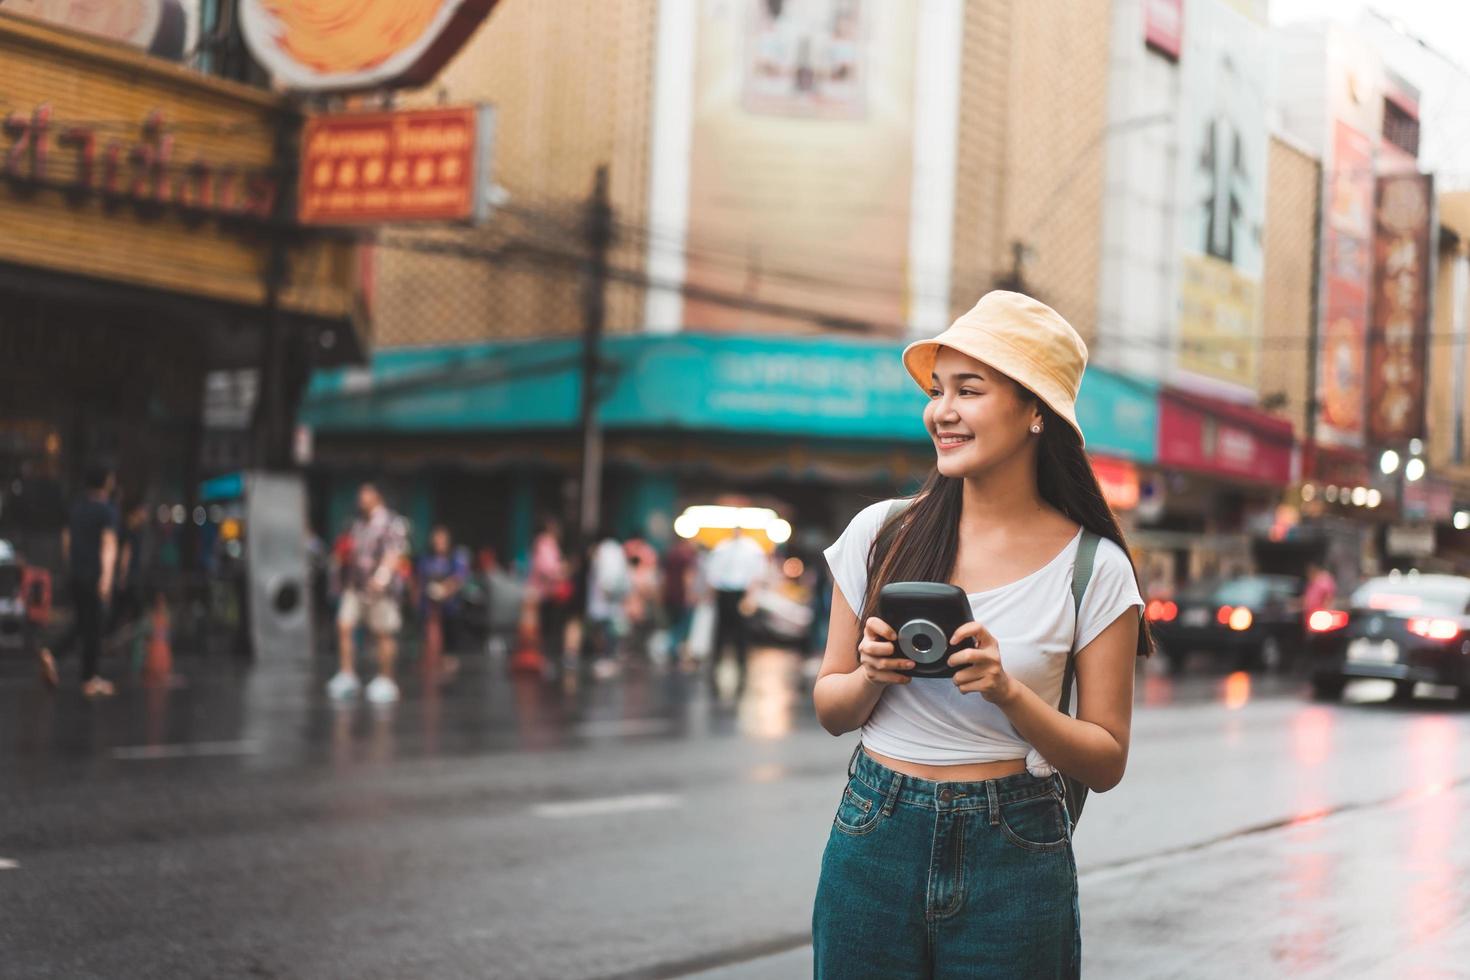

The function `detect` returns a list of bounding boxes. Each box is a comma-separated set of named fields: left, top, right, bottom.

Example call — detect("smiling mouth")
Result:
left=935, top=434, right=973, bottom=448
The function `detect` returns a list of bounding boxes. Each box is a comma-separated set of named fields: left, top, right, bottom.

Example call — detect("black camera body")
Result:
left=877, top=582, right=976, bottom=678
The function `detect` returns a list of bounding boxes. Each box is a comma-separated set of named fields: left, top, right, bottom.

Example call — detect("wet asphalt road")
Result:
left=2, top=646, right=1469, bottom=979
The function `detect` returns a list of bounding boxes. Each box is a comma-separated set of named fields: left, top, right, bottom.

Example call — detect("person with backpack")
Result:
left=811, top=291, right=1150, bottom=978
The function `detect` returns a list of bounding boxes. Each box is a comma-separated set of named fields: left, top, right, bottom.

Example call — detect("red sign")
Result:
left=1092, top=455, right=1141, bottom=511
left=298, top=106, right=493, bottom=225
left=1158, top=389, right=1294, bottom=486
left=1144, top=0, right=1182, bottom=60
left=1367, top=173, right=1433, bottom=444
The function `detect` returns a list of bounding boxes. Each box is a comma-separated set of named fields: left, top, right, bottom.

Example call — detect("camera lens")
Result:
left=898, top=619, right=947, bottom=664
left=911, top=633, right=932, bottom=652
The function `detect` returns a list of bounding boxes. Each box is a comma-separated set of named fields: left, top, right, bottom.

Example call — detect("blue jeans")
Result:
left=812, top=748, right=1080, bottom=979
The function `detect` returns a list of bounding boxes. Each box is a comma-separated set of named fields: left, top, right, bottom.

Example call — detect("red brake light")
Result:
left=1408, top=618, right=1462, bottom=641
left=1308, top=609, right=1350, bottom=633
left=1145, top=600, right=1178, bottom=623
left=1217, top=605, right=1233, bottom=625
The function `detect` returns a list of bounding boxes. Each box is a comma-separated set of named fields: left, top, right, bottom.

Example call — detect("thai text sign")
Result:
left=298, top=106, right=494, bottom=225
left=1367, top=173, right=1433, bottom=444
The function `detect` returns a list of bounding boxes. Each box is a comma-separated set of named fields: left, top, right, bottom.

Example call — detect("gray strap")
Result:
left=1059, top=531, right=1100, bottom=715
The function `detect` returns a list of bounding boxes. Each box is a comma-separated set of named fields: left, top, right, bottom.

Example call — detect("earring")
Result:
left=1030, top=424, right=1042, bottom=434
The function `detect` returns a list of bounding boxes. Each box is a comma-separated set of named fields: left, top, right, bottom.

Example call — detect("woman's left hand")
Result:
left=947, top=623, right=1016, bottom=704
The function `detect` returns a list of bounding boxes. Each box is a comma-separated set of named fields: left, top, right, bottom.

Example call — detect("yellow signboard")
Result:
left=1176, top=253, right=1259, bottom=389
left=0, top=13, right=353, bottom=319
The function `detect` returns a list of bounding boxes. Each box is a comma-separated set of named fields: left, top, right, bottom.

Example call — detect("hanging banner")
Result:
left=1172, top=0, right=1269, bottom=394
left=1367, top=172, right=1434, bottom=444
left=298, top=106, right=495, bottom=225
left=240, top=0, right=499, bottom=92
left=1317, top=120, right=1375, bottom=448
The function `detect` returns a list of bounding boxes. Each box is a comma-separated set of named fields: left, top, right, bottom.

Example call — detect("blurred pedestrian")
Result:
left=529, top=517, right=572, bottom=667
left=38, top=463, right=118, bottom=697
left=623, top=540, right=663, bottom=661
left=327, top=483, right=409, bottom=704
left=109, top=500, right=155, bottom=649
left=585, top=530, right=631, bottom=678
left=662, top=537, right=697, bottom=662
left=1302, top=560, right=1337, bottom=619
left=417, top=524, right=468, bottom=673
left=705, top=526, right=767, bottom=696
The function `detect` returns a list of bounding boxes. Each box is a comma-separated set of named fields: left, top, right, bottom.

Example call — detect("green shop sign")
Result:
left=302, top=333, right=1157, bottom=462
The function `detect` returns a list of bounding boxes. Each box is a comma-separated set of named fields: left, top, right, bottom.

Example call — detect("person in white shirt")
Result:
left=811, top=292, right=1150, bottom=978
left=704, top=526, right=768, bottom=696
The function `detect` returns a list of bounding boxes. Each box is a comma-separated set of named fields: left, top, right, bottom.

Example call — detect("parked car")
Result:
left=1147, top=574, right=1305, bottom=674
left=1305, top=572, right=1470, bottom=702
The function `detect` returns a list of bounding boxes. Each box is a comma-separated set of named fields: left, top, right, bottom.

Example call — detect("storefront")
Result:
left=1133, top=386, right=1296, bottom=595
left=0, top=14, right=358, bottom=570
left=300, top=332, right=1162, bottom=567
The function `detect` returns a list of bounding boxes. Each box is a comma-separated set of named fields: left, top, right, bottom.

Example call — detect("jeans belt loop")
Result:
left=847, top=742, right=862, bottom=780
left=986, top=779, right=1001, bottom=826
left=882, top=771, right=903, bottom=816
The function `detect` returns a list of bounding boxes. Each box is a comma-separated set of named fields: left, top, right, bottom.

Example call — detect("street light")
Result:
left=1380, top=449, right=1401, bottom=475
left=1405, top=457, right=1426, bottom=482
left=1456, top=511, right=1470, bottom=531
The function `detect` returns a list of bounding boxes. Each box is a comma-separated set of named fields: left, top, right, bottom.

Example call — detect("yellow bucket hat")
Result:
left=901, top=290, right=1089, bottom=446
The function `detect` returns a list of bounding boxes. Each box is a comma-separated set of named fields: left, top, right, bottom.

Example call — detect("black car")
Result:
left=1306, top=573, right=1470, bottom=702
left=1147, top=574, right=1305, bottom=674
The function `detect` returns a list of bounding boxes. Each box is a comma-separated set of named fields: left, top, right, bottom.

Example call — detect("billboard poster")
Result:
left=1367, top=173, right=1433, bottom=444
left=1316, top=120, right=1375, bottom=447
left=1172, top=0, right=1269, bottom=393
left=1, top=0, right=189, bottom=58
left=683, top=0, right=917, bottom=332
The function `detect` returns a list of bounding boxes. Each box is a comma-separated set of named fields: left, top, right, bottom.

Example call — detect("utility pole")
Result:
left=576, top=165, right=613, bottom=552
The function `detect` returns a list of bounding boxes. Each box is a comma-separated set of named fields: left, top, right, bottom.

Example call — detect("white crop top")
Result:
left=824, top=499, right=1143, bottom=776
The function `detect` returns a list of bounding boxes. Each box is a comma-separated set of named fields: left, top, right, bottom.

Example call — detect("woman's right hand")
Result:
left=858, top=617, right=913, bottom=685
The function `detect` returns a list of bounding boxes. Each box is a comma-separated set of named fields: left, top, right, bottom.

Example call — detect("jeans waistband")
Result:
left=848, top=744, right=1059, bottom=813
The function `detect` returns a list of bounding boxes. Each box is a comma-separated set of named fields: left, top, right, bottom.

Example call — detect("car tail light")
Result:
left=1307, top=609, right=1350, bottom=633
left=1217, top=605, right=1233, bottom=625
left=1227, top=607, right=1254, bottom=631
left=1145, top=599, right=1177, bottom=623
left=1407, top=618, right=1462, bottom=641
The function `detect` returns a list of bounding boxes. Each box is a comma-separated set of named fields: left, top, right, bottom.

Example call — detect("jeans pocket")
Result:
left=998, top=794, right=1070, bottom=853
left=833, top=780, right=883, bottom=836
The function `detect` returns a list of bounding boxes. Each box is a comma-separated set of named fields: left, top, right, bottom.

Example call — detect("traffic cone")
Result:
left=509, top=596, right=545, bottom=675
left=142, top=595, right=174, bottom=687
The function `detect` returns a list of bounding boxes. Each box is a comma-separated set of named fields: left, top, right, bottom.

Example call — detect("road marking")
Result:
left=110, top=740, right=261, bottom=761
left=574, top=718, right=675, bottom=738
left=531, top=793, right=682, bottom=820
left=0, top=858, right=18, bottom=870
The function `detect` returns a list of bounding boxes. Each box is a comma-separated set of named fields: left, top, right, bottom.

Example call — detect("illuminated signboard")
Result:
left=298, top=106, right=494, bottom=225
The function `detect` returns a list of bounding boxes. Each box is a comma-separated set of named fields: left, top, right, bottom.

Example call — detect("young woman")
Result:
left=811, top=291, right=1151, bottom=979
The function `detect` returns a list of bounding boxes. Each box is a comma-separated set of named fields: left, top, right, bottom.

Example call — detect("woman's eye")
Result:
left=927, top=388, right=941, bottom=398
left=959, top=388, right=979, bottom=396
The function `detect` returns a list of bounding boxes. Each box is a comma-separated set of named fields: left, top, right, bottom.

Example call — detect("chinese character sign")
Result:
left=297, top=107, right=494, bottom=226
left=1367, top=173, right=1433, bottom=445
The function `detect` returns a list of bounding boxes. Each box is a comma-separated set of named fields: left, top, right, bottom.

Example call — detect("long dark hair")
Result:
left=858, top=402, right=1153, bottom=657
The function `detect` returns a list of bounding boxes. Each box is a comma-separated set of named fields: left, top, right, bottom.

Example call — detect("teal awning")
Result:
left=302, top=333, right=1158, bottom=463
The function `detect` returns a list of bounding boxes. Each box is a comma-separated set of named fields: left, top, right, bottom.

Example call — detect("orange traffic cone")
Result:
left=509, top=597, right=545, bottom=675
left=142, top=596, right=174, bottom=687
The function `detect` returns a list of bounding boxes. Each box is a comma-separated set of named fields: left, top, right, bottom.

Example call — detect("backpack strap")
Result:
left=1055, top=530, right=1100, bottom=829
left=1059, top=530, right=1100, bottom=715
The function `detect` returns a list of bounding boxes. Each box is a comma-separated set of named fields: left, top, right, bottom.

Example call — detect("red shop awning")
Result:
left=1157, top=387, right=1295, bottom=487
